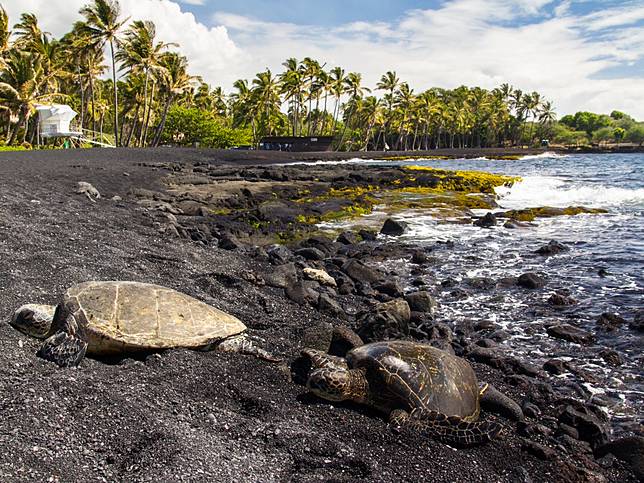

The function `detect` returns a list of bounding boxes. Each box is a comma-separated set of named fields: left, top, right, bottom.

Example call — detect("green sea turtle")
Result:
left=303, top=339, right=501, bottom=446
left=11, top=281, right=279, bottom=367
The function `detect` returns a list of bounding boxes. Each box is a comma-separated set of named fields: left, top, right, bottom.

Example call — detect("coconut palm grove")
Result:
left=0, top=0, right=643, bottom=151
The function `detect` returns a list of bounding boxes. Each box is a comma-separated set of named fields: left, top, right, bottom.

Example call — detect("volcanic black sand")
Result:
left=0, top=148, right=640, bottom=482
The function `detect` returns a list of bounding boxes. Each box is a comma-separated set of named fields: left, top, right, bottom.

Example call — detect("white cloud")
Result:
left=2, top=0, right=243, bottom=87
left=2, top=0, right=643, bottom=119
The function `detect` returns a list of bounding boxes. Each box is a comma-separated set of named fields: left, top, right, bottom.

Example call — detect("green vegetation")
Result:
left=503, top=206, right=608, bottom=222
left=0, top=2, right=640, bottom=150
left=556, top=110, right=644, bottom=146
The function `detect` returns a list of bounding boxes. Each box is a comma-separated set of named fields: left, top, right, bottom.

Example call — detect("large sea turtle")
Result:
left=303, top=339, right=502, bottom=446
left=11, top=281, right=279, bottom=367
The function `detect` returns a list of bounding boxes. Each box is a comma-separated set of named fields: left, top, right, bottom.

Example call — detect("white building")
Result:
left=35, top=104, right=81, bottom=138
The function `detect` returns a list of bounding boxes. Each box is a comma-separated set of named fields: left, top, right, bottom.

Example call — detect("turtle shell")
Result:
left=61, top=281, right=246, bottom=355
left=347, top=341, right=480, bottom=420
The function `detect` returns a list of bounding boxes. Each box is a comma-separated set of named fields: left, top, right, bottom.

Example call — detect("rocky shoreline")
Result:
left=0, top=151, right=641, bottom=482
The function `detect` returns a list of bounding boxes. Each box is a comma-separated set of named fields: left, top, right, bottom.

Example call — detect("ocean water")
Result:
left=323, top=153, right=644, bottom=432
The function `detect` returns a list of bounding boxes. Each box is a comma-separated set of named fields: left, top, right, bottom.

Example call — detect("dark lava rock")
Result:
left=285, top=281, right=319, bottom=305
left=380, top=218, right=407, bottom=236
left=598, top=349, right=623, bottom=366
left=543, top=359, right=569, bottom=375
left=411, top=250, right=430, bottom=265
left=317, top=294, right=346, bottom=319
left=474, top=212, right=497, bottom=228
left=378, top=299, right=411, bottom=324
left=480, top=384, right=524, bottom=421
left=336, top=231, right=359, bottom=245
left=373, top=280, right=404, bottom=297
left=467, top=346, right=500, bottom=366
left=295, top=247, right=326, bottom=261
left=517, top=272, right=546, bottom=289
left=301, top=322, right=334, bottom=351
left=264, top=262, right=297, bottom=289
left=358, top=229, right=377, bottom=241
left=267, top=244, right=292, bottom=265
left=522, top=401, right=541, bottom=419
left=521, top=440, right=557, bottom=460
left=357, top=308, right=408, bottom=342
left=594, top=436, right=644, bottom=481
left=404, top=291, right=437, bottom=313
left=558, top=405, right=608, bottom=448
left=466, top=277, right=496, bottom=290
left=547, top=293, right=577, bottom=306
left=218, top=233, right=243, bottom=250
left=413, top=322, right=453, bottom=353
left=546, top=324, right=595, bottom=345
left=630, top=310, right=644, bottom=331
left=535, top=240, right=569, bottom=255
left=596, top=312, right=626, bottom=331
left=341, top=259, right=383, bottom=284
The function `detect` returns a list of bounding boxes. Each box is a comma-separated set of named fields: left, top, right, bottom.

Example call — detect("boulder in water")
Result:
left=380, top=218, right=407, bottom=236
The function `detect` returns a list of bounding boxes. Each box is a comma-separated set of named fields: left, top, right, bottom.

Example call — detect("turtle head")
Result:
left=307, top=367, right=368, bottom=403
left=10, top=304, right=56, bottom=339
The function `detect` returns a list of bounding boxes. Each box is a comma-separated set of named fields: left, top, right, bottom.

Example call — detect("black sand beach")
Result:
left=0, top=149, right=640, bottom=482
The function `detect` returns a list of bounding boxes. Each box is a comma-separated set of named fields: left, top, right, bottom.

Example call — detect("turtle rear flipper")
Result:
left=38, top=332, right=87, bottom=367
left=390, top=409, right=502, bottom=447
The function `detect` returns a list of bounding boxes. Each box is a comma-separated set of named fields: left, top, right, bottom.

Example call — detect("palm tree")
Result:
left=251, top=69, right=281, bottom=137
left=117, top=20, right=173, bottom=145
left=151, top=52, right=199, bottom=146
left=0, top=6, right=10, bottom=60
left=376, top=71, right=399, bottom=149
left=79, top=0, right=127, bottom=146
left=0, top=50, right=60, bottom=144
left=329, top=66, right=345, bottom=135
left=300, top=57, right=321, bottom=135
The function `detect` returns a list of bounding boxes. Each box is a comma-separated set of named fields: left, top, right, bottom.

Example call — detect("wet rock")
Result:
left=558, top=405, right=608, bottom=448
left=598, top=349, right=623, bottom=366
left=536, top=240, right=568, bottom=255
left=218, top=233, right=243, bottom=250
left=285, top=281, right=319, bottom=306
left=467, top=346, right=500, bottom=366
left=548, top=293, right=577, bottom=306
left=267, top=244, right=292, bottom=265
left=474, top=212, right=497, bottom=228
left=543, top=359, right=569, bottom=375
left=411, top=250, right=430, bottom=265
left=481, top=384, right=524, bottom=421
left=358, top=229, right=377, bottom=241
left=466, top=277, right=496, bottom=290
left=295, top=247, right=326, bottom=261
left=597, top=267, right=610, bottom=277
left=380, top=218, right=407, bottom=236
left=521, top=440, right=557, bottom=460
left=317, top=294, right=346, bottom=319
left=264, top=263, right=297, bottom=289
left=546, top=324, right=595, bottom=345
left=594, top=436, right=644, bottom=481
left=303, top=268, right=337, bottom=287
left=341, top=259, right=383, bottom=284
left=630, top=310, right=644, bottom=331
left=336, top=231, right=359, bottom=245
left=404, top=291, right=437, bottom=313
left=517, top=272, right=546, bottom=289
left=373, top=280, right=404, bottom=297
left=596, top=312, right=626, bottom=331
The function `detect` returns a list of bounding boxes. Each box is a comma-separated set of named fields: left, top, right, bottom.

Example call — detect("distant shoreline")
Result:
left=0, top=145, right=642, bottom=167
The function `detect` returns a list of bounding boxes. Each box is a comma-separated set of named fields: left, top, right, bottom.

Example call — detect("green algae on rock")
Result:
left=501, top=206, right=609, bottom=222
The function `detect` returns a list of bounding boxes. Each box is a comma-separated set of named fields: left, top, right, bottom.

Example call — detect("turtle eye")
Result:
left=307, top=369, right=348, bottom=401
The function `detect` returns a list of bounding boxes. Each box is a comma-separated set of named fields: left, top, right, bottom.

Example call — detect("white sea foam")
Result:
left=518, top=151, right=569, bottom=160
left=496, top=176, right=644, bottom=209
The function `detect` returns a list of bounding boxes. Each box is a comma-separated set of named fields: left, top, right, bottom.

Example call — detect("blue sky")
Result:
left=5, top=0, right=644, bottom=117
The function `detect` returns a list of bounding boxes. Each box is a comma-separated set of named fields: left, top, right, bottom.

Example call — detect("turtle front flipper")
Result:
left=38, top=332, right=88, bottom=367
left=37, top=308, right=88, bottom=367
left=390, top=409, right=502, bottom=447
left=301, top=349, right=349, bottom=370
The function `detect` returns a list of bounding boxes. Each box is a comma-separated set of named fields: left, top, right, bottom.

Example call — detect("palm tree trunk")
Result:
left=142, top=80, right=156, bottom=147
left=89, top=62, right=96, bottom=134
left=152, top=94, right=174, bottom=147
left=109, top=39, right=120, bottom=146
left=139, top=69, right=150, bottom=146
